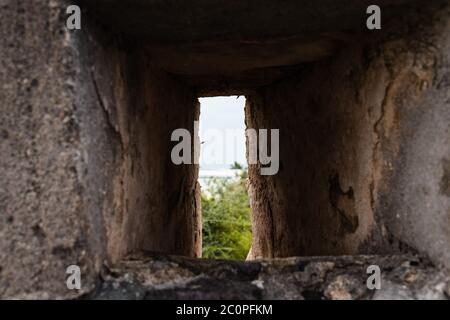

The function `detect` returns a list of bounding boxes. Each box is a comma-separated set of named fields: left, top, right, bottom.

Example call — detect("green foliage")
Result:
left=201, top=165, right=252, bottom=260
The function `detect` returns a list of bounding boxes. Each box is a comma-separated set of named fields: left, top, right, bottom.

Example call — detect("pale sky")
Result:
left=198, top=96, right=246, bottom=172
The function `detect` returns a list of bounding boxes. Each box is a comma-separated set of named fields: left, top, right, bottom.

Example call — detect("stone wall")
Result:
left=0, top=0, right=449, bottom=300
left=0, top=0, right=96, bottom=299
left=246, top=3, right=450, bottom=267
left=0, top=0, right=200, bottom=299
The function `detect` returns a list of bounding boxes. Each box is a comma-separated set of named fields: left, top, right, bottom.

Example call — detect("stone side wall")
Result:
left=109, top=53, right=201, bottom=262
left=77, top=12, right=201, bottom=263
left=246, top=3, right=450, bottom=267
left=0, top=0, right=200, bottom=298
left=0, top=0, right=99, bottom=299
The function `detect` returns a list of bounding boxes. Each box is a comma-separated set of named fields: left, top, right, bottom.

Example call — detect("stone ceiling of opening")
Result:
left=81, top=0, right=425, bottom=95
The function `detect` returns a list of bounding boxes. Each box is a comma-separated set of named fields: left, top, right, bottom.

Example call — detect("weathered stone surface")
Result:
left=89, top=252, right=450, bottom=300
left=245, top=2, right=450, bottom=267
left=0, top=0, right=201, bottom=299
left=79, top=0, right=436, bottom=95
left=1, top=0, right=449, bottom=300
left=75, top=14, right=202, bottom=264
left=0, top=0, right=99, bottom=299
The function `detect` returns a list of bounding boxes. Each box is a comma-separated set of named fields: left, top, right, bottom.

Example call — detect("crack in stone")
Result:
left=90, top=69, right=124, bottom=152
left=369, top=59, right=394, bottom=217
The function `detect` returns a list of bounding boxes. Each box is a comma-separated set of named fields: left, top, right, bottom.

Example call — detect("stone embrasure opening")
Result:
left=198, top=96, right=252, bottom=261
left=83, top=0, right=448, bottom=268
left=1, top=0, right=449, bottom=299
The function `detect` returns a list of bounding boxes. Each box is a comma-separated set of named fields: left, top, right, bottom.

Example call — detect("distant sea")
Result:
left=198, top=169, right=241, bottom=190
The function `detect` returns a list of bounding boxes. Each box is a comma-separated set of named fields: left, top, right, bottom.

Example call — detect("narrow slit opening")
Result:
left=198, top=96, right=252, bottom=260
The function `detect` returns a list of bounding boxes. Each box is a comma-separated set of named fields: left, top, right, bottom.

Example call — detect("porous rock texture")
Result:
left=90, top=252, right=450, bottom=300
left=0, top=0, right=449, bottom=300
left=0, top=0, right=94, bottom=299
left=246, top=3, right=450, bottom=265
left=0, top=0, right=200, bottom=299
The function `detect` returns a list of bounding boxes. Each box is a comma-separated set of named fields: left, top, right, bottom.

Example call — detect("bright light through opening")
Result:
left=198, top=96, right=246, bottom=179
